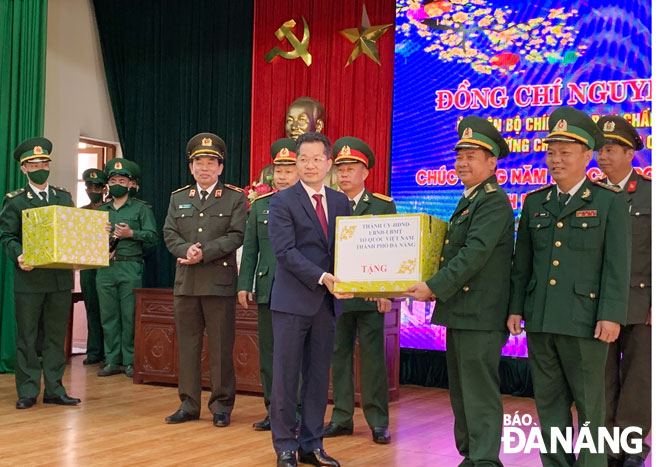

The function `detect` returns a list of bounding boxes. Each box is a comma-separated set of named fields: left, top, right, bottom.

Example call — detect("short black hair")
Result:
left=295, top=132, right=331, bottom=159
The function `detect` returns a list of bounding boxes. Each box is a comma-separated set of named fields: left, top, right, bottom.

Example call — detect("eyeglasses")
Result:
left=297, top=157, right=328, bottom=166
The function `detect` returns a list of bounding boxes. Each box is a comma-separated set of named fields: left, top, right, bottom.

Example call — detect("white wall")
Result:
left=44, top=0, right=120, bottom=199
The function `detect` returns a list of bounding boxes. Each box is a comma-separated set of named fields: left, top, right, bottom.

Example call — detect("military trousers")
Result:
left=527, top=332, right=608, bottom=467
left=605, top=323, right=651, bottom=461
left=174, top=295, right=236, bottom=416
left=80, top=268, right=104, bottom=361
left=96, top=260, right=143, bottom=366
left=257, top=303, right=274, bottom=413
left=14, top=290, right=71, bottom=399
left=330, top=309, right=389, bottom=429
left=446, top=328, right=506, bottom=467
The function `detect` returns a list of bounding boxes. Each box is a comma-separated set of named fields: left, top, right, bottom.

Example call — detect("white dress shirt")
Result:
left=197, top=181, right=218, bottom=200
left=29, top=182, right=50, bottom=202
left=557, top=176, right=587, bottom=203
left=606, top=169, right=633, bottom=190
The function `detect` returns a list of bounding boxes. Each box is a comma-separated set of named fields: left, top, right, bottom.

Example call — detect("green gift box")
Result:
left=22, top=205, right=109, bottom=269
left=334, top=213, right=447, bottom=298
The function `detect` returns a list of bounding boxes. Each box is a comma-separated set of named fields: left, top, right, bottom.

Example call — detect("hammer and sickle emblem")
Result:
left=265, top=17, right=312, bottom=67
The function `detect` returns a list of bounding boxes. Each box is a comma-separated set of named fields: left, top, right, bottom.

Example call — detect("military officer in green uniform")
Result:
left=406, top=117, right=514, bottom=466
left=163, top=133, right=247, bottom=427
left=238, top=138, right=300, bottom=431
left=596, top=116, right=651, bottom=467
left=508, top=107, right=631, bottom=467
left=0, top=137, right=81, bottom=408
left=96, top=158, right=157, bottom=378
left=80, top=168, right=107, bottom=365
left=323, top=137, right=395, bottom=445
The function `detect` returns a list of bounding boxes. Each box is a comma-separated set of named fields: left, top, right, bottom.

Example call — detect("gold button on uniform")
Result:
left=222, top=261, right=228, bottom=266
left=549, top=279, right=557, bottom=286
left=635, top=212, right=640, bottom=216
left=555, top=241, right=562, bottom=247
left=589, top=293, right=596, bottom=299
left=218, top=213, right=223, bottom=217
left=199, top=212, right=204, bottom=217
left=444, top=239, right=449, bottom=245
left=556, top=221, right=563, bottom=228
left=263, top=220, right=268, bottom=224
left=198, top=227, right=203, bottom=232
left=640, top=283, right=646, bottom=288
left=581, top=222, right=588, bottom=228
left=552, top=260, right=559, bottom=266
left=440, top=256, right=445, bottom=262
left=463, top=286, right=469, bottom=292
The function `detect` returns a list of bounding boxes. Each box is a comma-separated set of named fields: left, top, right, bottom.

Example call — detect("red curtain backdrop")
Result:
left=251, top=0, right=395, bottom=195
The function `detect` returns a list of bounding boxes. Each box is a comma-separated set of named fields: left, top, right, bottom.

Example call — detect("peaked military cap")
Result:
left=271, top=138, right=297, bottom=165
left=104, top=158, right=133, bottom=178
left=13, top=137, right=52, bottom=163
left=597, top=115, right=644, bottom=151
left=122, top=159, right=142, bottom=182
left=545, top=106, right=605, bottom=150
left=83, top=168, right=107, bottom=185
left=332, top=136, right=375, bottom=169
left=186, top=132, right=226, bottom=161
left=454, top=116, right=509, bottom=159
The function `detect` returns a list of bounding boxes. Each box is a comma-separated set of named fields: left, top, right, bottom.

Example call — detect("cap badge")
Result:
left=279, top=147, right=290, bottom=158
left=202, top=137, right=213, bottom=147
left=114, top=161, right=122, bottom=169
left=33, top=146, right=43, bottom=155
left=90, top=172, right=98, bottom=179
left=462, top=127, right=473, bottom=139
left=340, top=146, right=352, bottom=156
left=554, top=119, right=568, bottom=132
left=603, top=120, right=615, bottom=132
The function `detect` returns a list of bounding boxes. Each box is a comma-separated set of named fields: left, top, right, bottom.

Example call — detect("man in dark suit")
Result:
left=163, top=133, right=246, bottom=427
left=268, top=132, right=351, bottom=467
left=0, top=137, right=80, bottom=408
left=596, top=116, right=651, bottom=467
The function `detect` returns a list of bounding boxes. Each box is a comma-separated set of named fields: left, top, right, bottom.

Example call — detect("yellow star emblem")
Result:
left=340, top=5, right=392, bottom=67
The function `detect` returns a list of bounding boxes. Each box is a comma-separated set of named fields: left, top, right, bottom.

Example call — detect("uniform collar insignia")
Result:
left=215, top=189, right=222, bottom=198
left=51, top=188, right=56, bottom=196
left=581, top=188, right=591, bottom=199
left=26, top=191, right=33, bottom=199
left=363, top=193, right=369, bottom=202
left=469, top=190, right=478, bottom=200
left=189, top=189, right=196, bottom=198
left=545, top=190, right=552, bottom=202
left=628, top=181, right=637, bottom=193
left=461, top=208, right=469, bottom=216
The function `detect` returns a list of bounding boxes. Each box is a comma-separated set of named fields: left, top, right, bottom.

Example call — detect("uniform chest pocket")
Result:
left=529, top=217, right=552, bottom=249
left=119, top=215, right=140, bottom=230
left=257, top=212, right=269, bottom=235
left=175, top=209, right=195, bottom=225
left=448, top=213, right=470, bottom=242
left=631, top=207, right=651, bottom=228
left=569, top=216, right=601, bottom=249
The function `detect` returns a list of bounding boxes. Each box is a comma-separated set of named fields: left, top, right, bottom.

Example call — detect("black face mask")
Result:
left=88, top=192, right=103, bottom=204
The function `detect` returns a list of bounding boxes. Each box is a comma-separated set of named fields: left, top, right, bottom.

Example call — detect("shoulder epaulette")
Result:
left=594, top=181, right=622, bottom=193
left=639, top=173, right=651, bottom=181
left=256, top=191, right=275, bottom=201
left=52, top=185, right=70, bottom=193
left=225, top=184, right=244, bottom=194
left=171, top=184, right=192, bottom=194
left=132, top=198, right=153, bottom=208
left=372, top=192, right=393, bottom=202
left=483, top=183, right=497, bottom=194
left=526, top=184, right=554, bottom=196
left=5, top=188, right=25, bottom=199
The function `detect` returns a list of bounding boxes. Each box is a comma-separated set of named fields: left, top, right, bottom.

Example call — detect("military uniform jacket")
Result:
left=509, top=178, right=631, bottom=338
left=98, top=197, right=158, bottom=256
left=343, top=190, right=397, bottom=312
left=619, top=171, right=651, bottom=324
left=237, top=193, right=276, bottom=304
left=0, top=185, right=74, bottom=293
left=163, top=182, right=247, bottom=296
left=426, top=175, right=514, bottom=331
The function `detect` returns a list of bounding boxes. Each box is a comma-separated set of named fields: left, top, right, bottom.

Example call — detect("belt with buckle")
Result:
left=111, top=254, right=144, bottom=263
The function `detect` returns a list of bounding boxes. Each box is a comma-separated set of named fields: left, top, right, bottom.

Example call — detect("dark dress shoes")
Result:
left=253, top=415, right=271, bottom=431
left=322, top=422, right=353, bottom=438
left=277, top=450, right=297, bottom=467
left=165, top=409, right=199, bottom=424
left=82, top=357, right=103, bottom=365
left=298, top=448, right=340, bottom=467
left=213, top=412, right=230, bottom=427
left=97, top=364, right=122, bottom=376
left=371, top=426, right=391, bottom=444
left=16, top=397, right=37, bottom=409
left=43, top=395, right=81, bottom=406
left=623, top=455, right=645, bottom=467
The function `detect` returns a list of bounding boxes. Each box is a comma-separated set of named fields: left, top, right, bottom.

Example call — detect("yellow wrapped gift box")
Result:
left=22, top=205, right=109, bottom=269
left=334, top=213, right=448, bottom=298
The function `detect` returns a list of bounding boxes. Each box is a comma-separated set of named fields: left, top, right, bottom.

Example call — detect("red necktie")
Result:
left=312, top=193, right=328, bottom=238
